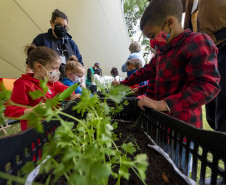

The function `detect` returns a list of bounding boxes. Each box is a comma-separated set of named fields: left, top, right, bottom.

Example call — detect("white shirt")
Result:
left=91, top=74, right=105, bottom=85
left=114, top=75, right=120, bottom=82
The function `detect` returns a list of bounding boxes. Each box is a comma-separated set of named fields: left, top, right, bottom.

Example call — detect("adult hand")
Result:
left=112, top=80, right=120, bottom=85
left=138, top=97, right=168, bottom=112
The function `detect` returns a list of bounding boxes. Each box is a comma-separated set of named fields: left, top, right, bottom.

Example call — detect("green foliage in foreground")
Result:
left=1, top=80, right=148, bottom=185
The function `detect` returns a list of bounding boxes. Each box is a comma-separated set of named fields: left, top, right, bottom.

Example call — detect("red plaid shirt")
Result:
left=121, top=29, right=220, bottom=128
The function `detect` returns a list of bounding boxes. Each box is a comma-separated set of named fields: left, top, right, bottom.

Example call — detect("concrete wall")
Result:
left=0, top=0, right=130, bottom=78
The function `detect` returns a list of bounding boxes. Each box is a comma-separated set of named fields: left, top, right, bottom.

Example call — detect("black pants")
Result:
left=90, top=85, right=97, bottom=94
left=205, top=44, right=226, bottom=132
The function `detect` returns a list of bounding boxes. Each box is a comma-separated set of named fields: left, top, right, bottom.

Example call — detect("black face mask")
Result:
left=54, top=25, right=67, bottom=38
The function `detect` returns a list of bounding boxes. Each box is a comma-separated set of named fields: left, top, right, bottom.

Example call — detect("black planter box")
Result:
left=0, top=97, right=225, bottom=185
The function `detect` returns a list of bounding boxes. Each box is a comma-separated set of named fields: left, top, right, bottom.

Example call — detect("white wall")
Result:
left=0, top=0, right=130, bottom=78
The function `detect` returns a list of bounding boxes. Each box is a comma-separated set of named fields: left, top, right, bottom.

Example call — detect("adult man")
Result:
left=182, top=0, right=226, bottom=132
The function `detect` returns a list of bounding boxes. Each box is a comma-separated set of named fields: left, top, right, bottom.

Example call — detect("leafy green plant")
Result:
left=2, top=81, right=148, bottom=185
left=0, top=83, right=11, bottom=126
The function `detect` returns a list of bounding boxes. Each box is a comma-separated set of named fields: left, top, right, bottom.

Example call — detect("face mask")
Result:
left=127, top=69, right=137, bottom=77
left=150, top=21, right=171, bottom=51
left=72, top=74, right=83, bottom=84
left=41, top=66, right=61, bottom=83
left=54, top=25, right=67, bottom=38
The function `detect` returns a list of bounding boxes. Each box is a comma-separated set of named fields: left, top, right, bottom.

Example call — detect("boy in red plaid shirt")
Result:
left=113, top=0, right=220, bottom=128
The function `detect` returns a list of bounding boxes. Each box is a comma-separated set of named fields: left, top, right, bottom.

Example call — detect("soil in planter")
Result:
left=107, top=119, right=190, bottom=185
left=34, top=119, right=190, bottom=185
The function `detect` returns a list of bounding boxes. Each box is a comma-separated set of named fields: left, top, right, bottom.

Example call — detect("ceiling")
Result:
left=0, top=0, right=130, bottom=78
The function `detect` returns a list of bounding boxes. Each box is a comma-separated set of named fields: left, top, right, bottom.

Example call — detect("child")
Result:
left=113, top=0, right=220, bottom=129
left=126, top=58, right=147, bottom=90
left=90, top=68, right=103, bottom=94
left=4, top=46, right=80, bottom=131
left=62, top=55, right=85, bottom=95
left=126, top=58, right=142, bottom=77
left=110, top=67, right=120, bottom=82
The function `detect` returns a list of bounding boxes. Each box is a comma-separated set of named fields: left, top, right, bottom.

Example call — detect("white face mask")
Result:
left=72, top=74, right=83, bottom=84
left=41, top=66, right=60, bottom=83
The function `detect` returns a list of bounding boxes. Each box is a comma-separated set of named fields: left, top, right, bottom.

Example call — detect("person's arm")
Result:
left=71, top=40, right=83, bottom=66
left=32, top=34, right=44, bottom=47
left=121, top=63, right=128, bottom=73
left=54, top=81, right=80, bottom=100
left=87, top=68, right=92, bottom=81
left=4, top=80, right=31, bottom=118
left=100, top=68, right=102, bottom=77
left=137, top=84, right=148, bottom=95
left=121, top=56, right=157, bottom=86
left=164, top=34, right=220, bottom=115
left=62, top=79, right=72, bottom=87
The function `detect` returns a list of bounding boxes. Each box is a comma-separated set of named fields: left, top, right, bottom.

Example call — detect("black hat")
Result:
left=94, top=62, right=100, bottom=66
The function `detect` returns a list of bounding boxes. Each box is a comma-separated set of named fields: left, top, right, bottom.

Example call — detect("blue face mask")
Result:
left=127, top=69, right=137, bottom=76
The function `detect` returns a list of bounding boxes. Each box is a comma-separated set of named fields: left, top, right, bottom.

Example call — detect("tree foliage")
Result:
left=122, top=0, right=149, bottom=38
left=122, top=0, right=153, bottom=64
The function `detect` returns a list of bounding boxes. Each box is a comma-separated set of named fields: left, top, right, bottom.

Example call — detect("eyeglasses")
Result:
left=54, top=23, right=69, bottom=31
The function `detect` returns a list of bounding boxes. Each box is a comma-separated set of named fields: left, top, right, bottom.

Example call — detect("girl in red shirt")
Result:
left=4, top=45, right=80, bottom=131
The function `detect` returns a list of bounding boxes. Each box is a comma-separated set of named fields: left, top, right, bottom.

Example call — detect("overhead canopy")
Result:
left=0, top=0, right=130, bottom=78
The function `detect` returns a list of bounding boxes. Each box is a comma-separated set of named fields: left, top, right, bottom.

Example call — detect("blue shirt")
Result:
left=62, top=78, right=83, bottom=95
left=121, top=51, right=145, bottom=72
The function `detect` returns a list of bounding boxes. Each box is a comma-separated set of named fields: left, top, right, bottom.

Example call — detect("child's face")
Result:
left=142, top=17, right=177, bottom=44
left=67, top=71, right=84, bottom=82
left=35, top=58, right=61, bottom=82
left=44, top=58, right=61, bottom=72
left=142, top=24, right=163, bottom=41
left=127, top=64, right=137, bottom=71
left=36, top=58, right=61, bottom=75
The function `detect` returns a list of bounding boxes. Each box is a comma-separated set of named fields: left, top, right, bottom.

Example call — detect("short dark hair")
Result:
left=140, top=0, right=183, bottom=30
left=51, top=9, right=68, bottom=23
left=110, top=67, right=119, bottom=76
left=94, top=68, right=102, bottom=76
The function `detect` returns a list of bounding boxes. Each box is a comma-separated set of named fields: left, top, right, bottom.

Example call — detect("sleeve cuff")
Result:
left=165, top=102, right=171, bottom=113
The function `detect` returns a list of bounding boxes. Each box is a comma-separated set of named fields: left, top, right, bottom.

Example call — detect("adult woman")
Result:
left=31, top=9, right=83, bottom=79
left=121, top=41, right=145, bottom=72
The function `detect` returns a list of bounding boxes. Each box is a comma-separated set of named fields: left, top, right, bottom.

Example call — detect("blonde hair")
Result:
left=129, top=41, right=141, bottom=53
left=65, top=55, right=85, bottom=75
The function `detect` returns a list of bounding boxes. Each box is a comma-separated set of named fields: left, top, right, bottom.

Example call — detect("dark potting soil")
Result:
left=34, top=119, right=190, bottom=185
left=107, top=119, right=189, bottom=185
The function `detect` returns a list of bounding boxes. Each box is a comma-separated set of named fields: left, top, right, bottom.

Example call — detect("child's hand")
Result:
left=80, top=83, right=86, bottom=88
left=69, top=94, right=81, bottom=100
left=24, top=103, right=45, bottom=115
left=132, top=88, right=139, bottom=95
left=112, top=80, right=120, bottom=85
left=138, top=97, right=168, bottom=112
